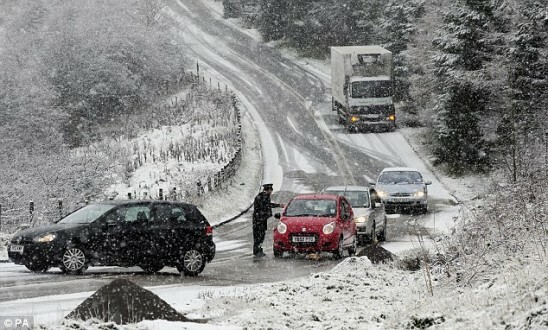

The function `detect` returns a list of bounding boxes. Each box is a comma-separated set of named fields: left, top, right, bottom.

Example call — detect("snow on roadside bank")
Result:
left=186, top=256, right=548, bottom=329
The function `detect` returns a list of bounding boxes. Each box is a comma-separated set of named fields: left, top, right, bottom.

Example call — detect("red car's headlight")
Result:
left=277, top=222, right=287, bottom=234
left=323, top=222, right=336, bottom=235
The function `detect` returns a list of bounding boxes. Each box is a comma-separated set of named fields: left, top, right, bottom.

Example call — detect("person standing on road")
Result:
left=252, top=183, right=284, bottom=257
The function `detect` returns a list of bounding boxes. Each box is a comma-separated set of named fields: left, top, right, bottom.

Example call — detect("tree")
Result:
left=432, top=0, right=494, bottom=74
left=381, top=1, right=425, bottom=104
left=431, top=0, right=496, bottom=172
left=433, top=81, right=489, bottom=173
left=496, top=1, right=548, bottom=182
left=258, top=0, right=290, bottom=41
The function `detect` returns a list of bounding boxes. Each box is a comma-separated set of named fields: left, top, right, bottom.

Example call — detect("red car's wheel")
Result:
left=273, top=249, right=283, bottom=258
left=333, top=236, right=344, bottom=259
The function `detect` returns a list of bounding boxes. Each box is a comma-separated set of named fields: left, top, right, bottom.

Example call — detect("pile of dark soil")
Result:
left=357, top=244, right=396, bottom=264
left=66, top=278, right=205, bottom=325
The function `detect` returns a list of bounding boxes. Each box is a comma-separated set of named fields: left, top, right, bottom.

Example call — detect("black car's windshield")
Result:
left=326, top=190, right=370, bottom=208
left=285, top=199, right=337, bottom=217
left=378, top=171, right=423, bottom=184
left=58, top=204, right=116, bottom=224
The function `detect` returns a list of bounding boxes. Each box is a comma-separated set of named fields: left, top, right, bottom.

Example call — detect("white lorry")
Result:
left=331, top=46, right=396, bottom=132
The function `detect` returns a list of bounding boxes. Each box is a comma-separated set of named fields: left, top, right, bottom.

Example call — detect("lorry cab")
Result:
left=331, top=46, right=396, bottom=133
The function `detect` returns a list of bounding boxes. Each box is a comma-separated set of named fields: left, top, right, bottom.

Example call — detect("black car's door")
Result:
left=146, top=203, right=174, bottom=259
left=102, top=203, right=152, bottom=265
left=149, top=203, right=203, bottom=260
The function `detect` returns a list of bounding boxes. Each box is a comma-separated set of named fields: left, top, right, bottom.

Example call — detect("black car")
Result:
left=8, top=200, right=216, bottom=276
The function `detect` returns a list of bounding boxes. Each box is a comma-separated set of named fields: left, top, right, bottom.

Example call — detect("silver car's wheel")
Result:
left=177, top=249, right=205, bottom=276
left=61, top=247, right=87, bottom=274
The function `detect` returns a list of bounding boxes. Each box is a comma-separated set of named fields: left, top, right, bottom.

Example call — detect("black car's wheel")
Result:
left=333, top=236, right=344, bottom=259
left=273, top=249, right=283, bottom=258
left=177, top=249, right=205, bottom=277
left=60, top=247, right=88, bottom=274
left=140, top=263, right=164, bottom=273
left=25, top=261, right=50, bottom=273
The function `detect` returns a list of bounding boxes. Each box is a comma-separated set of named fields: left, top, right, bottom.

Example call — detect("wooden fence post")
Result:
left=58, top=200, right=63, bottom=220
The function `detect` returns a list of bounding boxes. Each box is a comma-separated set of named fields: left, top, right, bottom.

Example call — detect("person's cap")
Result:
left=262, top=183, right=274, bottom=190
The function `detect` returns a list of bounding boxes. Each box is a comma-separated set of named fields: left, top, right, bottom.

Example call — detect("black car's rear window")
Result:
left=183, top=205, right=208, bottom=223
left=58, top=204, right=116, bottom=224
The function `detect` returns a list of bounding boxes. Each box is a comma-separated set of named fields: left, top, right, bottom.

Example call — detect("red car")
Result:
left=273, top=194, right=357, bottom=258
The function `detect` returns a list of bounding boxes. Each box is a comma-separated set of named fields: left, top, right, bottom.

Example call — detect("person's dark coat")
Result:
left=252, top=191, right=280, bottom=256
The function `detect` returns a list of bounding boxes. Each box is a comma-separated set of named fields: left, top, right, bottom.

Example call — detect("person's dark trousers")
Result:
left=252, top=219, right=266, bottom=255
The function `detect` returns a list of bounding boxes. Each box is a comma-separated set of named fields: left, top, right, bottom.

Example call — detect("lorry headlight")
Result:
left=277, top=222, right=287, bottom=234
left=350, top=116, right=360, bottom=122
left=355, top=216, right=367, bottom=223
left=323, top=222, right=336, bottom=235
left=34, top=233, right=56, bottom=243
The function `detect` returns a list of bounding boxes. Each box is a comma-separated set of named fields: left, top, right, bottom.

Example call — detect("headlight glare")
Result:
left=277, top=222, right=287, bottom=234
left=34, top=233, right=56, bottom=243
left=323, top=222, right=336, bottom=235
left=377, top=190, right=387, bottom=198
left=414, top=191, right=425, bottom=197
left=355, top=216, right=367, bottom=223
left=350, top=116, right=360, bottom=122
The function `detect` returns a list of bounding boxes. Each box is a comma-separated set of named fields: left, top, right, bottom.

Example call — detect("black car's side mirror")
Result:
left=274, top=213, right=281, bottom=219
left=425, top=180, right=432, bottom=185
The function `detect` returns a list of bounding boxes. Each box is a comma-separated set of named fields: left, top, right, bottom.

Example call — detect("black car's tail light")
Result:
left=205, top=225, right=213, bottom=236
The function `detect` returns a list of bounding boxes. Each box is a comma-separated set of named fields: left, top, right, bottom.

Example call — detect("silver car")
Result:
left=322, top=186, right=387, bottom=244
left=373, top=167, right=432, bottom=214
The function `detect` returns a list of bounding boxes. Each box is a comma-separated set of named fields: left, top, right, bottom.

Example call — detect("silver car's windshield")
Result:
left=58, top=204, right=116, bottom=224
left=285, top=199, right=337, bottom=217
left=378, top=171, right=423, bottom=184
left=326, top=190, right=370, bottom=208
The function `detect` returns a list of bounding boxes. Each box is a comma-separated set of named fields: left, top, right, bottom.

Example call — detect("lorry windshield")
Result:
left=351, top=81, right=392, bottom=98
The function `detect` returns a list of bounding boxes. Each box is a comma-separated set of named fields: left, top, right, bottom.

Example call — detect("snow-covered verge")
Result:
left=199, top=257, right=547, bottom=330
left=33, top=256, right=546, bottom=330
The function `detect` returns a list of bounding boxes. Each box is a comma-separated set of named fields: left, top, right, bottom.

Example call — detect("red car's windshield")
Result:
left=285, top=199, right=337, bottom=217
